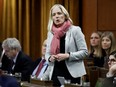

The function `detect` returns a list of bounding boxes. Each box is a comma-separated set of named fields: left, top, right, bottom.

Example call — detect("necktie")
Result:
left=11, top=60, right=15, bottom=68
left=35, top=59, right=46, bottom=77
left=9, top=60, right=15, bottom=73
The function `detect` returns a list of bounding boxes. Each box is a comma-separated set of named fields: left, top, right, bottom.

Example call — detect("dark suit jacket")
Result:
left=1, top=51, right=32, bottom=82
left=31, top=58, right=42, bottom=74
left=31, top=58, right=48, bottom=76
left=1, top=54, right=11, bottom=71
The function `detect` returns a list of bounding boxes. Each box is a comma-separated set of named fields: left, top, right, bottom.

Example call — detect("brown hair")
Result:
left=101, top=31, right=116, bottom=55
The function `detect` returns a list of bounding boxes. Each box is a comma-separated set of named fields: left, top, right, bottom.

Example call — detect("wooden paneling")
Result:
left=98, top=0, right=116, bottom=30
left=82, top=0, right=98, bottom=47
left=97, top=0, right=116, bottom=40
left=82, top=0, right=116, bottom=47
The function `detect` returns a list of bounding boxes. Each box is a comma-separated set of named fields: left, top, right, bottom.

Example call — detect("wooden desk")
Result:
left=89, top=66, right=99, bottom=87
left=30, top=78, right=53, bottom=86
left=21, top=82, right=82, bottom=87
left=21, top=82, right=48, bottom=87
left=85, top=66, right=108, bottom=87
left=84, top=58, right=94, bottom=67
left=99, top=68, right=108, bottom=78
left=65, top=84, right=82, bottom=87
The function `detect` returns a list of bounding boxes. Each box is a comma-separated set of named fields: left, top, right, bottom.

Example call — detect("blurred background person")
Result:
left=88, top=31, right=104, bottom=67
left=31, top=39, right=49, bottom=79
left=97, top=51, right=116, bottom=87
left=101, top=31, right=116, bottom=69
left=107, top=51, right=116, bottom=77
left=1, top=38, right=32, bottom=82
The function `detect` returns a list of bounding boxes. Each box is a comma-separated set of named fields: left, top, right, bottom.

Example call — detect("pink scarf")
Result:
left=50, top=20, right=71, bottom=55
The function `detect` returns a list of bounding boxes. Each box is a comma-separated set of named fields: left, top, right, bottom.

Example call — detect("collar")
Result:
left=41, top=57, right=48, bottom=65
left=13, top=52, right=19, bottom=63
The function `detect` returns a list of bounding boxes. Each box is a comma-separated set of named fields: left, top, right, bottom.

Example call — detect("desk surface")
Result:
left=21, top=82, right=82, bottom=87
left=21, top=82, right=50, bottom=87
left=30, top=78, right=53, bottom=86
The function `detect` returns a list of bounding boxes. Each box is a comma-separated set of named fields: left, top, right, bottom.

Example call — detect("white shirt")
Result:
left=12, top=52, right=19, bottom=70
left=32, top=58, right=48, bottom=79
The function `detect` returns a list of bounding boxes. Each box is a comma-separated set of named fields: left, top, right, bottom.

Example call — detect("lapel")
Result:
left=65, top=28, right=71, bottom=52
left=33, top=58, right=42, bottom=70
left=13, top=51, right=22, bottom=71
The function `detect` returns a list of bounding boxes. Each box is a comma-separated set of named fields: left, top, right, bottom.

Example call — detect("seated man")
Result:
left=31, top=39, right=48, bottom=79
left=1, top=38, right=32, bottom=82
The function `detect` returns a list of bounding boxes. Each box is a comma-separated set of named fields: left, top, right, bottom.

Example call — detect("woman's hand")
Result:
left=49, top=55, right=58, bottom=62
left=56, top=53, right=69, bottom=62
left=49, top=53, right=69, bottom=62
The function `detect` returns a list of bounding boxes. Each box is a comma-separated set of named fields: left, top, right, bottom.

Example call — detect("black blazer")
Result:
left=1, top=51, right=32, bottom=82
left=1, top=54, right=11, bottom=71
left=31, top=58, right=42, bottom=74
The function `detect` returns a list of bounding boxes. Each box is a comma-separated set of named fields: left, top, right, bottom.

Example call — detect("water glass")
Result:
left=15, top=72, right=22, bottom=82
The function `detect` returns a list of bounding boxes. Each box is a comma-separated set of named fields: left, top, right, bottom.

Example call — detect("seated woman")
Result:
left=88, top=31, right=104, bottom=67
left=101, top=31, right=116, bottom=69
left=96, top=51, right=116, bottom=87
left=107, top=51, right=116, bottom=77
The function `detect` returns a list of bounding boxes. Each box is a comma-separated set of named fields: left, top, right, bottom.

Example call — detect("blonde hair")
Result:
left=89, top=31, right=102, bottom=57
left=47, top=4, right=73, bottom=31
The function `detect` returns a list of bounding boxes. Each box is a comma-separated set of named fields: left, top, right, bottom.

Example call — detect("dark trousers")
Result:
left=52, top=61, right=80, bottom=86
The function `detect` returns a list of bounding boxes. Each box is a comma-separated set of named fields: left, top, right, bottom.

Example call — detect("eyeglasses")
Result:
left=108, top=59, right=116, bottom=62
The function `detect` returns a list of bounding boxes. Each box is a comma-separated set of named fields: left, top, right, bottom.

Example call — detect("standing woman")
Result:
left=101, top=31, right=116, bottom=69
left=89, top=31, right=104, bottom=67
left=44, top=4, right=88, bottom=86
